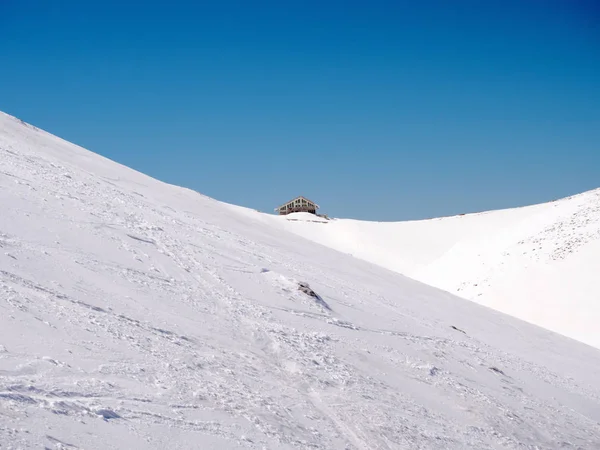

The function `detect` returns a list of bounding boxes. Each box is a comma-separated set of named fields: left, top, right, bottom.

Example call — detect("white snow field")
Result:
left=261, top=190, right=600, bottom=350
left=1, top=111, right=600, bottom=449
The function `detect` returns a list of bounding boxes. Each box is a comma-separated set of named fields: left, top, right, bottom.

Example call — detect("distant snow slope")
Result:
left=2, top=111, right=600, bottom=449
left=265, top=190, right=600, bottom=349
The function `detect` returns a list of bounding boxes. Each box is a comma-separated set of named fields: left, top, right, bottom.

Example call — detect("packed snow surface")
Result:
left=266, top=191, right=600, bottom=349
left=1, top=111, right=600, bottom=449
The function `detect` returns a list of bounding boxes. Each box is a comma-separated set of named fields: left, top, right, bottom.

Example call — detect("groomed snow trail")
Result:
left=1, top=111, right=600, bottom=449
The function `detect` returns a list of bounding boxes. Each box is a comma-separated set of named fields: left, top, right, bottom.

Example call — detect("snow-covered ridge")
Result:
left=267, top=186, right=600, bottom=349
left=1, top=111, right=600, bottom=449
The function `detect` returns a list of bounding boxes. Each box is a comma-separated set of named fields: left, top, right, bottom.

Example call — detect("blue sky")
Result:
left=1, top=1, right=599, bottom=220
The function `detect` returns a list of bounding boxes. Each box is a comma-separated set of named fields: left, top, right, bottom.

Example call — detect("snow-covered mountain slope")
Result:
left=1, top=111, right=600, bottom=449
left=263, top=190, right=600, bottom=349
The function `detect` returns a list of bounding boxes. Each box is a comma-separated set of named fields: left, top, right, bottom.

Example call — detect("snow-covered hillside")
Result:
left=265, top=190, right=600, bottom=349
left=1, top=111, right=600, bottom=449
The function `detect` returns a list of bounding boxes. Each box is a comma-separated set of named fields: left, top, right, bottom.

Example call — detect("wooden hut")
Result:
left=274, top=196, right=319, bottom=215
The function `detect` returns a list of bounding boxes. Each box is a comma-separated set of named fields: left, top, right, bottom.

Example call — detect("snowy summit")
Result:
left=1, top=111, right=600, bottom=449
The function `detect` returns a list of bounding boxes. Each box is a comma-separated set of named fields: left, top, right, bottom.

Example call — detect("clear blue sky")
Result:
left=1, top=1, right=599, bottom=220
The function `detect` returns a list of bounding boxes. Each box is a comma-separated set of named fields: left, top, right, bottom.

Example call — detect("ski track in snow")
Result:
left=1, top=111, right=600, bottom=449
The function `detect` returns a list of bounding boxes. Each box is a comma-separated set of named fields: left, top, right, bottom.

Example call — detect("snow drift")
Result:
left=1, top=111, right=600, bottom=449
